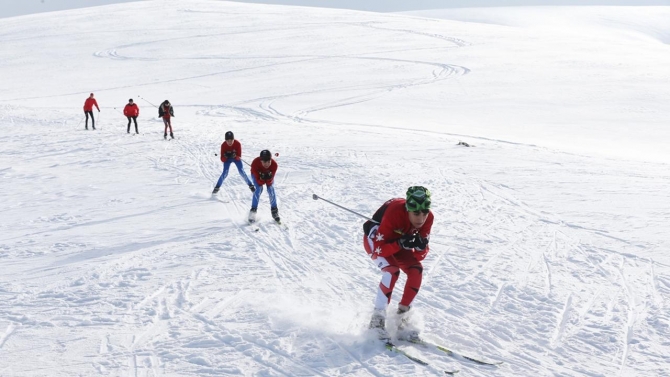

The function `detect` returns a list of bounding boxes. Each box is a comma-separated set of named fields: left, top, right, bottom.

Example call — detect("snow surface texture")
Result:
left=1, top=1, right=669, bottom=376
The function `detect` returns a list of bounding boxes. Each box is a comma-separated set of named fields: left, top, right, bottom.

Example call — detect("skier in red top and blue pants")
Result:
left=363, top=186, right=434, bottom=341
left=248, top=149, right=279, bottom=223
left=212, top=131, right=254, bottom=194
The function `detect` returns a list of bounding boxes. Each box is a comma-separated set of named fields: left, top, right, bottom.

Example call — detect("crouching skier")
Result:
left=363, top=186, right=434, bottom=341
left=248, top=150, right=280, bottom=224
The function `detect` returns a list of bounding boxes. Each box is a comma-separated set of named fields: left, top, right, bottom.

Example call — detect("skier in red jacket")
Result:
left=83, top=93, right=100, bottom=130
left=248, top=150, right=279, bottom=224
left=363, top=186, right=434, bottom=341
left=212, top=131, right=255, bottom=194
left=123, top=99, right=140, bottom=134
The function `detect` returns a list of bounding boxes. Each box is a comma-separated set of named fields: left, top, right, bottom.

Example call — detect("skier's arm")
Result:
left=266, top=161, right=278, bottom=185
left=373, top=216, right=404, bottom=258
left=220, top=143, right=227, bottom=162
left=413, top=214, right=434, bottom=260
left=250, top=160, right=262, bottom=183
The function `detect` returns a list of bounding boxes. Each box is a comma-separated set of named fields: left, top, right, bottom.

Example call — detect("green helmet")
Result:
left=405, top=186, right=431, bottom=212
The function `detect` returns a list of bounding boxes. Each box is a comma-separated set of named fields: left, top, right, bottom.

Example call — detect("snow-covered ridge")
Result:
left=404, top=6, right=670, bottom=44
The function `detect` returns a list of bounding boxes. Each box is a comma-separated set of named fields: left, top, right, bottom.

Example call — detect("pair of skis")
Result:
left=383, top=338, right=502, bottom=375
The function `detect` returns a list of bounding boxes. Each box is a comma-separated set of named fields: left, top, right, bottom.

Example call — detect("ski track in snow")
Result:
left=1, top=2, right=670, bottom=377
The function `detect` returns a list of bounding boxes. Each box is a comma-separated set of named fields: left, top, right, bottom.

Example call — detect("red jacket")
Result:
left=123, top=103, right=139, bottom=117
left=250, top=157, right=278, bottom=186
left=364, top=198, right=433, bottom=261
left=220, top=140, right=242, bottom=162
left=83, top=98, right=99, bottom=112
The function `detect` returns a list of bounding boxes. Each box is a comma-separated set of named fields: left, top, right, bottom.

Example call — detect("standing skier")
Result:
left=248, top=150, right=280, bottom=223
left=123, top=99, right=140, bottom=134
left=158, top=100, right=174, bottom=139
left=212, top=131, right=255, bottom=194
left=83, top=93, right=100, bottom=130
left=363, top=186, right=434, bottom=341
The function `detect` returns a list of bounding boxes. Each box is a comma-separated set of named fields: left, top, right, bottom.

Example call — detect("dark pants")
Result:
left=85, top=111, right=95, bottom=129
left=127, top=116, right=138, bottom=133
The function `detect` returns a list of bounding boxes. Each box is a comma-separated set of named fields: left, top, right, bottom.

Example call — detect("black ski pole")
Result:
left=113, top=107, right=125, bottom=116
left=312, top=194, right=378, bottom=223
left=138, top=95, right=157, bottom=108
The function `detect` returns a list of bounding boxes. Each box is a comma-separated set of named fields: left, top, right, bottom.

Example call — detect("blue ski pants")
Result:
left=215, top=160, right=252, bottom=188
left=251, top=175, right=277, bottom=209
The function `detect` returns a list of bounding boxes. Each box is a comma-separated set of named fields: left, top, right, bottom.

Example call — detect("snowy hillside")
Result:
left=1, top=1, right=669, bottom=376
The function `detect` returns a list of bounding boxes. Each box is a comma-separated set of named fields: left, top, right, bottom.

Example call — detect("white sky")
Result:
left=2, top=0, right=670, bottom=18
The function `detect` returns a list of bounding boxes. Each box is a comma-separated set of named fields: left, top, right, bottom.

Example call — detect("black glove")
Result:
left=248, top=184, right=255, bottom=192
left=398, top=234, right=429, bottom=251
left=224, top=151, right=235, bottom=159
left=260, top=172, right=272, bottom=180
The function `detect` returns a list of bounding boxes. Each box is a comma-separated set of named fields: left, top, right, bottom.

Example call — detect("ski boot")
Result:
left=369, top=309, right=390, bottom=341
left=271, top=207, right=280, bottom=223
left=248, top=207, right=257, bottom=223
left=396, top=305, right=421, bottom=342
left=164, top=133, right=167, bottom=140
left=170, top=132, right=174, bottom=139
left=248, top=184, right=256, bottom=192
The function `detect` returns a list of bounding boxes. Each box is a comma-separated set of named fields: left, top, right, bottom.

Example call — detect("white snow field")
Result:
left=1, top=1, right=669, bottom=376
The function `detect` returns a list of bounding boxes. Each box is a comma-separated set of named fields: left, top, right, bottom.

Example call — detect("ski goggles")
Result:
left=406, top=200, right=431, bottom=213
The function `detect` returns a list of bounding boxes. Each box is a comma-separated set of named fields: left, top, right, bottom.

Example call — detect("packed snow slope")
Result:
left=1, top=1, right=669, bottom=376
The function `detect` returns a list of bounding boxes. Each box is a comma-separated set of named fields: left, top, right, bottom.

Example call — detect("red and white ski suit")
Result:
left=363, top=198, right=433, bottom=310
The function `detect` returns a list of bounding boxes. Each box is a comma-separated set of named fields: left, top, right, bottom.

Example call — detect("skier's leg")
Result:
left=267, top=184, right=277, bottom=208
left=373, top=256, right=400, bottom=311
left=214, top=162, right=232, bottom=188
left=233, top=160, right=252, bottom=185
left=163, top=119, right=168, bottom=138
left=127, top=117, right=131, bottom=133
left=251, top=176, right=263, bottom=209
left=133, top=117, right=138, bottom=133
left=91, top=112, right=95, bottom=129
left=395, top=250, right=423, bottom=307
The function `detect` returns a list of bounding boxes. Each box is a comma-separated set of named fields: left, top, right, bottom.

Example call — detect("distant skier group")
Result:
left=80, top=93, right=434, bottom=343
left=82, top=94, right=175, bottom=139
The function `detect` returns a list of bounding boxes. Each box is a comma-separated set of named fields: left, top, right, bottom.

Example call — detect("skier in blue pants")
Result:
left=248, top=149, right=280, bottom=223
left=212, top=131, right=255, bottom=194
